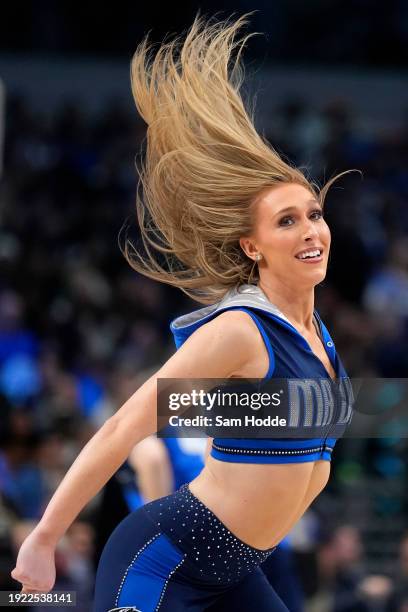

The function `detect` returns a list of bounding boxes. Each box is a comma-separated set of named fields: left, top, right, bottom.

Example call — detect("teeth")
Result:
left=296, top=249, right=321, bottom=259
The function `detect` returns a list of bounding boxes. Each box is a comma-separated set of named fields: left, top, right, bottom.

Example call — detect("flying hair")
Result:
left=123, top=12, right=357, bottom=304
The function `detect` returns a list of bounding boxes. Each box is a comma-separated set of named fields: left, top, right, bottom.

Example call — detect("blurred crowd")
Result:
left=0, top=86, right=408, bottom=610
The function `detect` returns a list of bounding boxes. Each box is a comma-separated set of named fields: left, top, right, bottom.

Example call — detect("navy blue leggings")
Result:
left=93, top=484, right=289, bottom=611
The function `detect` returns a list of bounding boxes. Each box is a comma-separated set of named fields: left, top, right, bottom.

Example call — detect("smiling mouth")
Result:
left=295, top=248, right=323, bottom=262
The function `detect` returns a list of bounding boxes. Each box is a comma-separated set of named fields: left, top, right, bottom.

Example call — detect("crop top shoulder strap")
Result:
left=169, top=283, right=328, bottom=381
left=169, top=284, right=292, bottom=376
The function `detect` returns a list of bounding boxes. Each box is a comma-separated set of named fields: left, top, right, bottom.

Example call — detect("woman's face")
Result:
left=240, top=183, right=331, bottom=289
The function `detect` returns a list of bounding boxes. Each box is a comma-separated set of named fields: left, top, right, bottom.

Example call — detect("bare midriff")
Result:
left=188, top=455, right=331, bottom=551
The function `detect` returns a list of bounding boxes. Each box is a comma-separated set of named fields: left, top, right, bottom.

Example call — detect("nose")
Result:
left=302, top=217, right=319, bottom=241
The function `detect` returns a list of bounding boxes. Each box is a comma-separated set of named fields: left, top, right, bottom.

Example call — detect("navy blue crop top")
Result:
left=170, top=284, right=353, bottom=464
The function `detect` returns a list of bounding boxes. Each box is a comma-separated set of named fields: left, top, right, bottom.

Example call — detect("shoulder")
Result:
left=182, top=308, right=268, bottom=377
left=194, top=308, right=262, bottom=345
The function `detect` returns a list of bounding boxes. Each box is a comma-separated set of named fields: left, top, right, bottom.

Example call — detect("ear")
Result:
left=239, top=236, right=259, bottom=261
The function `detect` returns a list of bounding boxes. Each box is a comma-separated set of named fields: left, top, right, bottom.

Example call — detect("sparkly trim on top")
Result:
left=143, top=483, right=276, bottom=583
left=212, top=442, right=334, bottom=457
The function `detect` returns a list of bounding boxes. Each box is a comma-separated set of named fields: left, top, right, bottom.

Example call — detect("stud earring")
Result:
left=254, top=253, right=262, bottom=261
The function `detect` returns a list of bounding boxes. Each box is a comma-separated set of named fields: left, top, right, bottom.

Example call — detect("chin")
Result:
left=300, top=269, right=327, bottom=287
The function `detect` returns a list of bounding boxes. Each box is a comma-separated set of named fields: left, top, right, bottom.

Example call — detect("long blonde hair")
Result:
left=124, top=13, right=351, bottom=305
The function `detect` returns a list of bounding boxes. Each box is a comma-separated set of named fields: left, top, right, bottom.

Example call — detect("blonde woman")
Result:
left=11, top=14, right=354, bottom=611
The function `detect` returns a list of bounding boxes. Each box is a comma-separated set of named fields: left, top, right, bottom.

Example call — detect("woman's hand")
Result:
left=11, top=530, right=56, bottom=593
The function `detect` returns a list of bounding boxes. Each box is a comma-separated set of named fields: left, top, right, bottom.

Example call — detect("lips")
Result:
left=295, top=246, right=323, bottom=259
left=295, top=247, right=324, bottom=263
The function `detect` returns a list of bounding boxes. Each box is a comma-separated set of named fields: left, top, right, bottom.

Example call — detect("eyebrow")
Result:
left=273, top=200, right=322, bottom=218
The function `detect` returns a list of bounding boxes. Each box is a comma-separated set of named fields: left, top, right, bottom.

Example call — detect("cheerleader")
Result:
left=11, top=14, right=353, bottom=611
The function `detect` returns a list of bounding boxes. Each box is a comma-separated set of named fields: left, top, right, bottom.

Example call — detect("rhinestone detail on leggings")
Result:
left=143, top=483, right=275, bottom=582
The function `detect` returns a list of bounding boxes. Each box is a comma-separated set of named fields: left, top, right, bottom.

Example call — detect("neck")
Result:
left=256, top=277, right=315, bottom=331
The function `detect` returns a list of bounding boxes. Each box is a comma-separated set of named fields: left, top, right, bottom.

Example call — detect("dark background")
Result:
left=1, top=0, right=407, bottom=67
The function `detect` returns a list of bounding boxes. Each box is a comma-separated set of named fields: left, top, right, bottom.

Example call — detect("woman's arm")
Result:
left=11, top=310, right=262, bottom=591
left=32, top=374, right=160, bottom=548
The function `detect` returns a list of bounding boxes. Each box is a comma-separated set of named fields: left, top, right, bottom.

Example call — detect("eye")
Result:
left=278, top=208, right=323, bottom=227
left=310, top=209, right=323, bottom=220
left=278, top=216, right=294, bottom=227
